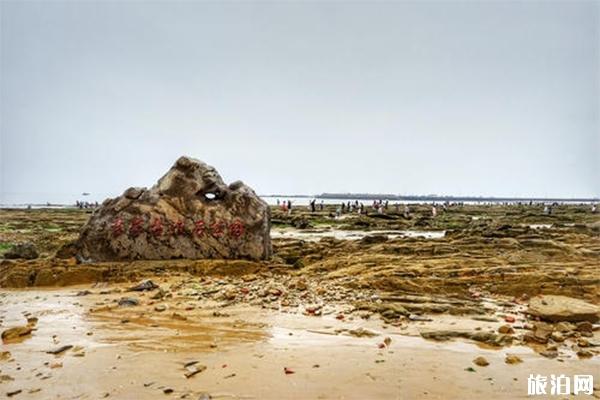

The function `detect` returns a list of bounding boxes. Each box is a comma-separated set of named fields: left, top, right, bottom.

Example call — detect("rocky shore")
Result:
left=0, top=203, right=598, bottom=398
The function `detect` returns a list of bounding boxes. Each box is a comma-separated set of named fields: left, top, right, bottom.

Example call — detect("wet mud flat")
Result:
left=0, top=204, right=599, bottom=398
left=1, top=283, right=598, bottom=399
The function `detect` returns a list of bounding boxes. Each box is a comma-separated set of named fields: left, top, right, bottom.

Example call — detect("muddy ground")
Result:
left=0, top=204, right=599, bottom=399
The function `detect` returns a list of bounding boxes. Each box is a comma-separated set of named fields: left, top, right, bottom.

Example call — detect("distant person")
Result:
left=341, top=202, right=346, bottom=213
left=320, top=200, right=324, bottom=211
left=592, top=204, right=597, bottom=213
left=403, top=205, right=410, bottom=219
left=287, top=200, right=292, bottom=215
left=431, top=206, right=437, bottom=218
left=276, top=199, right=280, bottom=206
left=543, top=205, right=549, bottom=215
left=310, top=199, right=316, bottom=212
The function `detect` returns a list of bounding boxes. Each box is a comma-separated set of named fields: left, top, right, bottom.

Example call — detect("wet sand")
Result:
left=2, top=286, right=598, bottom=400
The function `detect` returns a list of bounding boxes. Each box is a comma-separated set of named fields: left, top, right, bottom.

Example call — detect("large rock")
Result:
left=3, top=242, right=39, bottom=260
left=527, top=295, right=600, bottom=323
left=75, top=156, right=271, bottom=261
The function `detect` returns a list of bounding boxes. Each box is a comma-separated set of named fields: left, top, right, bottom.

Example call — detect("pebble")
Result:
left=505, top=354, right=523, bottom=364
left=473, top=356, right=489, bottom=367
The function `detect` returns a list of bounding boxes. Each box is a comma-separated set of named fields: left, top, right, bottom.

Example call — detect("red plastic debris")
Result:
left=504, top=316, right=516, bottom=323
left=284, top=367, right=295, bottom=374
left=336, top=314, right=345, bottom=320
left=240, top=287, right=249, bottom=295
left=378, top=343, right=386, bottom=349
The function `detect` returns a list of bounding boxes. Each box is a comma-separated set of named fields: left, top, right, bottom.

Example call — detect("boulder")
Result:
left=527, top=295, right=600, bottom=323
left=3, top=242, right=38, bottom=260
left=75, top=156, right=271, bottom=261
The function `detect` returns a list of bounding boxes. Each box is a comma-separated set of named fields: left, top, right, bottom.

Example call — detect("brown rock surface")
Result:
left=75, top=156, right=271, bottom=261
left=527, top=295, right=600, bottom=323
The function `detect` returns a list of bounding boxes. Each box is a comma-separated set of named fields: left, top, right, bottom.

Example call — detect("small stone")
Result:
left=554, top=322, right=575, bottom=332
left=172, top=313, right=187, bottom=321
left=118, top=297, right=139, bottom=307
left=347, top=327, right=379, bottom=338
left=128, top=280, right=159, bottom=292
left=46, top=345, right=73, bottom=355
left=576, top=321, right=593, bottom=333
left=184, top=364, right=206, bottom=379
left=473, top=356, right=489, bottom=367
left=577, top=338, right=589, bottom=347
left=577, top=349, right=593, bottom=358
left=154, top=304, right=167, bottom=312
left=505, top=354, right=523, bottom=364
left=550, top=331, right=564, bottom=342
left=1, top=326, right=33, bottom=343
left=498, top=325, right=514, bottom=334
left=539, top=350, right=558, bottom=359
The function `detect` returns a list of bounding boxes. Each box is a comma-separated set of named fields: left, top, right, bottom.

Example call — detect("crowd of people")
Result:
left=275, top=198, right=598, bottom=218
left=75, top=200, right=99, bottom=209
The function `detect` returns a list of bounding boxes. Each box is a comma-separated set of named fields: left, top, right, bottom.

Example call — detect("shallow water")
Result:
left=271, top=227, right=446, bottom=241
left=1, top=288, right=598, bottom=399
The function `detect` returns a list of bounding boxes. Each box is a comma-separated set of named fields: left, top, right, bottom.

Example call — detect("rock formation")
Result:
left=527, top=295, right=600, bottom=323
left=75, top=156, right=271, bottom=261
left=3, top=242, right=39, bottom=260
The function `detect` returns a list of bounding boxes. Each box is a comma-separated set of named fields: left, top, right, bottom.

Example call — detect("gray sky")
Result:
left=1, top=0, right=599, bottom=204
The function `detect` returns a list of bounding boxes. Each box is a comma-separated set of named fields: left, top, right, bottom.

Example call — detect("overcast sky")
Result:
left=1, top=0, right=598, bottom=204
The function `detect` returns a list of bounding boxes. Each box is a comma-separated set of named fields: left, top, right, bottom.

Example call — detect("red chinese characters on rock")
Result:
left=129, top=216, right=145, bottom=238
left=194, top=220, right=206, bottom=236
left=210, top=221, right=225, bottom=238
left=149, top=218, right=164, bottom=237
left=229, top=220, right=245, bottom=239
left=111, top=218, right=124, bottom=236
left=110, top=215, right=247, bottom=240
left=171, top=220, right=186, bottom=236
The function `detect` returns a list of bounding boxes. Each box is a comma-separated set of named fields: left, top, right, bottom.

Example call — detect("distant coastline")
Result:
left=264, top=193, right=600, bottom=203
left=1, top=193, right=598, bottom=209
